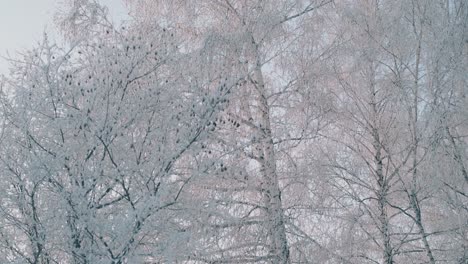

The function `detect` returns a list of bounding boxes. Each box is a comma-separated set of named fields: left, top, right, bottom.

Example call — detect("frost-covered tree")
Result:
left=0, top=0, right=466, bottom=263
left=0, top=2, right=237, bottom=263
left=321, top=1, right=467, bottom=263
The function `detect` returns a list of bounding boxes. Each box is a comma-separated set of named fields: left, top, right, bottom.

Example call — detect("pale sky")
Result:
left=0, top=0, right=128, bottom=76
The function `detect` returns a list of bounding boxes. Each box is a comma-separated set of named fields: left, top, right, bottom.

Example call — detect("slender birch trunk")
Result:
left=250, top=33, right=290, bottom=264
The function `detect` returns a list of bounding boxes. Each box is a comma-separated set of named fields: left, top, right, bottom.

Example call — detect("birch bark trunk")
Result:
left=249, top=33, right=290, bottom=264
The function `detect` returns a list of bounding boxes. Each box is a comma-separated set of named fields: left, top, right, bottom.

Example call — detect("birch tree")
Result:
left=0, top=1, right=234, bottom=262
left=0, top=0, right=466, bottom=263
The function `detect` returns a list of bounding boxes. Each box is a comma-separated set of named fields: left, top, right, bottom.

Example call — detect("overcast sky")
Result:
left=0, top=0, right=127, bottom=76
